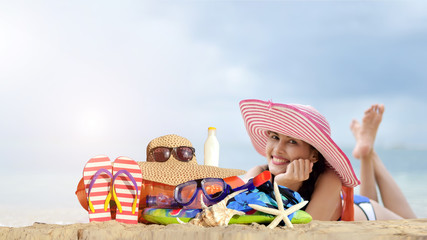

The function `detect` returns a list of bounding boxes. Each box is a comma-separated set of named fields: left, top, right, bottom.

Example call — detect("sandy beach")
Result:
left=1, top=219, right=427, bottom=240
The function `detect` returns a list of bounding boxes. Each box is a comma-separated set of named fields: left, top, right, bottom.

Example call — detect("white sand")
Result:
left=2, top=219, right=427, bottom=240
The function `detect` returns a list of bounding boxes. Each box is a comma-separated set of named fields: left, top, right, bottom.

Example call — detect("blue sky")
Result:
left=1, top=1, right=427, bottom=224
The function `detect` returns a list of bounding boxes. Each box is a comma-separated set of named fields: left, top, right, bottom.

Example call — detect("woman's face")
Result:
left=265, top=131, right=317, bottom=176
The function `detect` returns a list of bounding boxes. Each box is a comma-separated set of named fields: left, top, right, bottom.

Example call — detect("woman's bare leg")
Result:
left=351, top=104, right=416, bottom=219
left=371, top=151, right=416, bottom=218
left=352, top=104, right=384, bottom=159
left=350, top=117, right=378, bottom=202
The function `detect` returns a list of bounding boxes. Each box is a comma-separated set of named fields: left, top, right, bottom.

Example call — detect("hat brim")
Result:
left=240, top=99, right=360, bottom=188
left=138, top=161, right=246, bottom=186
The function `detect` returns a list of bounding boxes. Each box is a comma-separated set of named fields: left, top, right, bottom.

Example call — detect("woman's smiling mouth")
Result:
left=271, top=156, right=290, bottom=165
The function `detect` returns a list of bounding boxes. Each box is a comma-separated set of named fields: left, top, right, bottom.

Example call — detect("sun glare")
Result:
left=76, top=111, right=108, bottom=139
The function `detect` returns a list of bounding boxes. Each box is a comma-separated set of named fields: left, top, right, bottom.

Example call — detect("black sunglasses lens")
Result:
left=152, top=147, right=171, bottom=162
left=176, top=147, right=194, bottom=162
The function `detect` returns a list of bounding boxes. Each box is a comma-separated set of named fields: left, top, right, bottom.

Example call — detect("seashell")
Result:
left=179, top=190, right=246, bottom=227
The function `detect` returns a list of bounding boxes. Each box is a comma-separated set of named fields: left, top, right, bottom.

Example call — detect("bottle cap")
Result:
left=208, top=127, right=216, bottom=130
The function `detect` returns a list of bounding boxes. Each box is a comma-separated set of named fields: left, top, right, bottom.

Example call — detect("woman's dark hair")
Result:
left=297, top=150, right=327, bottom=202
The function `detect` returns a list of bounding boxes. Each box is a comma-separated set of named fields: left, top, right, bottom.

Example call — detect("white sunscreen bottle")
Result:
left=204, top=127, right=219, bottom=167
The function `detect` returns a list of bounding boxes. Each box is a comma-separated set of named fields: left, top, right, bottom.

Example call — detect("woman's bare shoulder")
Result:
left=308, top=167, right=342, bottom=220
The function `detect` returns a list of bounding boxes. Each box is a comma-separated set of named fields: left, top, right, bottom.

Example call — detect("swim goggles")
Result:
left=149, top=146, right=195, bottom=162
left=174, top=178, right=231, bottom=206
left=173, top=173, right=270, bottom=207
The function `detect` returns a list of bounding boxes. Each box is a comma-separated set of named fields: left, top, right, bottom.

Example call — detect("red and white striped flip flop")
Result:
left=111, top=156, right=143, bottom=224
left=83, top=155, right=113, bottom=222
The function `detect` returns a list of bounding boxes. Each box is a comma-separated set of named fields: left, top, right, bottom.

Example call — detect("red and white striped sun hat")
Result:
left=239, top=99, right=360, bottom=188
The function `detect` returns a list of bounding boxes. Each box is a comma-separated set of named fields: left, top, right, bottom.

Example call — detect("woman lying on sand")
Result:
left=240, top=99, right=416, bottom=221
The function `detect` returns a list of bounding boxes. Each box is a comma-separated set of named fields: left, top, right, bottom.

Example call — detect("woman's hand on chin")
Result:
left=274, top=159, right=313, bottom=191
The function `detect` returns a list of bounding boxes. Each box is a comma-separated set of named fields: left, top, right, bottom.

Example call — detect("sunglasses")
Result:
left=150, top=146, right=195, bottom=162
left=174, top=178, right=231, bottom=206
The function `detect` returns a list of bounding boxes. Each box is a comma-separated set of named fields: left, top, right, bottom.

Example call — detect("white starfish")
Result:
left=248, top=182, right=308, bottom=229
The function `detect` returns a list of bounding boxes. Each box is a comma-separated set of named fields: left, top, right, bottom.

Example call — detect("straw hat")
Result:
left=138, top=134, right=246, bottom=186
left=239, top=99, right=360, bottom=188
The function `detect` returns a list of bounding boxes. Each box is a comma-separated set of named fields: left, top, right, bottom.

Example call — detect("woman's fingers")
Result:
left=277, top=159, right=315, bottom=189
left=305, top=160, right=314, bottom=176
left=289, top=159, right=313, bottom=181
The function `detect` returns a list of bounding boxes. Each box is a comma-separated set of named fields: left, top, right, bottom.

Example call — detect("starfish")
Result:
left=248, top=182, right=308, bottom=229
